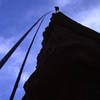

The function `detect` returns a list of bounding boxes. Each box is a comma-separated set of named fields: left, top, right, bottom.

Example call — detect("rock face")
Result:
left=23, top=12, right=100, bottom=100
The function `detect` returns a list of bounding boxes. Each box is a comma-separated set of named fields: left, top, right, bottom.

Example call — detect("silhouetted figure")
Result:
left=55, top=6, right=59, bottom=13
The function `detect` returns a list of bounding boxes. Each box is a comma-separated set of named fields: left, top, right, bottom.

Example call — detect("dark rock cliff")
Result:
left=23, top=12, right=100, bottom=100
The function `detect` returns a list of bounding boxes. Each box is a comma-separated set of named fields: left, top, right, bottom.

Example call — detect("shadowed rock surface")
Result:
left=23, top=12, right=100, bottom=100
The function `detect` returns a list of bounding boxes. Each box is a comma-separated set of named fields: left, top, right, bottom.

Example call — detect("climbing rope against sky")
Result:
left=9, top=14, right=51, bottom=100
left=0, top=11, right=52, bottom=69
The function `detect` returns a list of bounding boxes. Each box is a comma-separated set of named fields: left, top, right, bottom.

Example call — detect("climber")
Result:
left=55, top=6, right=59, bottom=13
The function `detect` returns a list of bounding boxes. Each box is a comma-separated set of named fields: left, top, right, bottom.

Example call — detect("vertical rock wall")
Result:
left=23, top=12, right=100, bottom=100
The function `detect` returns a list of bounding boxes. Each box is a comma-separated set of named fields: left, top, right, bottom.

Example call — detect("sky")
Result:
left=0, top=0, right=100, bottom=100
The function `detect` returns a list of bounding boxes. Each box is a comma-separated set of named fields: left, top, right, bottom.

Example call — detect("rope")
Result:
left=0, top=11, right=52, bottom=69
left=9, top=13, right=50, bottom=100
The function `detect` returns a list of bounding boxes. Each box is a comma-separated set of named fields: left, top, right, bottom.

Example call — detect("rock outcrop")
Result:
left=23, top=12, right=100, bottom=100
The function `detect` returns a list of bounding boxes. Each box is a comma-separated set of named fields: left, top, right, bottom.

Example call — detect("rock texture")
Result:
left=23, top=12, right=100, bottom=100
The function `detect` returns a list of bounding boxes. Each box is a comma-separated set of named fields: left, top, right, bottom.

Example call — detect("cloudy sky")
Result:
left=0, top=0, right=100, bottom=100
